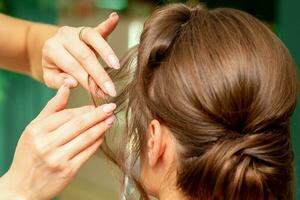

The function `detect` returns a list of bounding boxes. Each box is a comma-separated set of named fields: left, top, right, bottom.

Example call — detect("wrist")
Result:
left=0, top=171, right=30, bottom=200
left=26, top=22, right=58, bottom=82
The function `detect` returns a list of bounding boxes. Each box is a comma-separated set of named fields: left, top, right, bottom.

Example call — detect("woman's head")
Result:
left=109, top=3, right=298, bottom=200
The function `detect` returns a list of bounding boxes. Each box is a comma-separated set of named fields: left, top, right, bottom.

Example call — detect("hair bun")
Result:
left=178, top=131, right=292, bottom=199
left=109, top=3, right=297, bottom=200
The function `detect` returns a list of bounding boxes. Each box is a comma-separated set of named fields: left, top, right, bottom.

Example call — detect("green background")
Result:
left=0, top=0, right=57, bottom=199
left=279, top=0, right=300, bottom=199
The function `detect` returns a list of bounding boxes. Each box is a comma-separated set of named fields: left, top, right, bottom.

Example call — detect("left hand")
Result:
left=0, top=84, right=116, bottom=200
left=42, top=13, right=120, bottom=97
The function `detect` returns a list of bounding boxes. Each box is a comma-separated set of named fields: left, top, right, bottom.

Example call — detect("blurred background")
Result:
left=0, top=0, right=299, bottom=199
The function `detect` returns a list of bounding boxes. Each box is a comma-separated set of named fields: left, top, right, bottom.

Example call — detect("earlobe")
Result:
left=147, top=119, right=165, bottom=167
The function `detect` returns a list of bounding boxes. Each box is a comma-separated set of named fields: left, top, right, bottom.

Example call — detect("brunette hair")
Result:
left=103, top=3, right=299, bottom=200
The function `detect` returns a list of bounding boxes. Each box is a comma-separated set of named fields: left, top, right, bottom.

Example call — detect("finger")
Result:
left=95, top=12, right=119, bottom=39
left=70, top=137, right=103, bottom=173
left=43, top=68, right=78, bottom=89
left=88, top=75, right=106, bottom=99
left=57, top=115, right=115, bottom=160
left=81, top=27, right=120, bottom=69
left=33, top=84, right=70, bottom=122
left=50, top=103, right=116, bottom=146
left=38, top=105, right=95, bottom=132
left=64, top=39, right=116, bottom=97
left=46, top=42, right=90, bottom=91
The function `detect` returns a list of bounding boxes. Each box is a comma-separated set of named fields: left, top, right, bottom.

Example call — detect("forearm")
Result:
left=0, top=14, right=58, bottom=82
left=0, top=14, right=31, bottom=75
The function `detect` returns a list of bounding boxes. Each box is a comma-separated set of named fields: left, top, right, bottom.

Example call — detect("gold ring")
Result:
left=79, top=26, right=86, bottom=41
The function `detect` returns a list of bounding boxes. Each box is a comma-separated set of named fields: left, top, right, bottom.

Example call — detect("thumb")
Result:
left=34, top=83, right=71, bottom=122
left=44, top=68, right=78, bottom=89
left=95, top=12, right=119, bottom=39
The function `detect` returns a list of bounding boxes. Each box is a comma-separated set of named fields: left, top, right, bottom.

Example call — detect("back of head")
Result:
left=110, top=3, right=299, bottom=200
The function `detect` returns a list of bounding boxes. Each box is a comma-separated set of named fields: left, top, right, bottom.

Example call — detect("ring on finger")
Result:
left=79, top=27, right=87, bottom=41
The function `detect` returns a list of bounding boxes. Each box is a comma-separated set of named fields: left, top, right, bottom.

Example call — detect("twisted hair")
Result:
left=105, top=3, right=298, bottom=200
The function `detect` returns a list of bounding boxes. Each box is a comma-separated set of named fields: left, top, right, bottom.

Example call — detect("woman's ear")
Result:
left=147, top=119, right=166, bottom=167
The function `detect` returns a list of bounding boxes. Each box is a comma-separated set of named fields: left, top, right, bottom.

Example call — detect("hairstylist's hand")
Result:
left=42, top=12, right=120, bottom=97
left=0, top=84, right=116, bottom=200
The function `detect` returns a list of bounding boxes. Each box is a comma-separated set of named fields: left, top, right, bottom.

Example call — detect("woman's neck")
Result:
left=158, top=183, right=188, bottom=200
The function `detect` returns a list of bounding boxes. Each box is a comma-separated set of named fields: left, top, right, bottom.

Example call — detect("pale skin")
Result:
left=0, top=13, right=120, bottom=199
left=141, top=120, right=188, bottom=200
left=0, top=84, right=116, bottom=200
left=0, top=12, right=187, bottom=200
left=0, top=12, right=120, bottom=96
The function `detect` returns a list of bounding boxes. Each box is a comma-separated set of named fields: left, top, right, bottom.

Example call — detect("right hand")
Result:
left=0, top=84, right=116, bottom=200
left=42, top=13, right=120, bottom=97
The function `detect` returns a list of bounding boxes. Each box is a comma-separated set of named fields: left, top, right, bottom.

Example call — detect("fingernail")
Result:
left=57, top=83, right=68, bottom=95
left=64, top=78, right=77, bottom=87
left=103, top=81, right=117, bottom=97
left=105, top=115, right=116, bottom=125
left=108, top=54, right=120, bottom=69
left=109, top=12, right=118, bottom=18
left=102, top=103, right=116, bottom=113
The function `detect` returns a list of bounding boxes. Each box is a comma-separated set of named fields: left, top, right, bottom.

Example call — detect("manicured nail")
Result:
left=109, top=12, right=118, bottom=18
left=57, top=86, right=64, bottom=95
left=64, top=78, right=77, bottom=87
left=103, top=81, right=117, bottom=96
left=105, top=115, right=116, bottom=125
left=108, top=54, right=120, bottom=69
left=102, top=103, right=116, bottom=113
left=57, top=83, right=68, bottom=95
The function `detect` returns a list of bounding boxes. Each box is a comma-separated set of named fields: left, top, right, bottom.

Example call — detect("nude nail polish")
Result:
left=109, top=12, right=118, bottom=18
left=57, top=84, right=66, bottom=95
left=102, top=103, right=116, bottom=113
left=103, top=81, right=117, bottom=97
left=105, top=115, right=116, bottom=125
left=108, top=54, right=120, bottom=69
left=64, top=78, right=77, bottom=88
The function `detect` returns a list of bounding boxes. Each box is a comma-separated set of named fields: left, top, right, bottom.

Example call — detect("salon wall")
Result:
left=278, top=0, right=300, bottom=199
